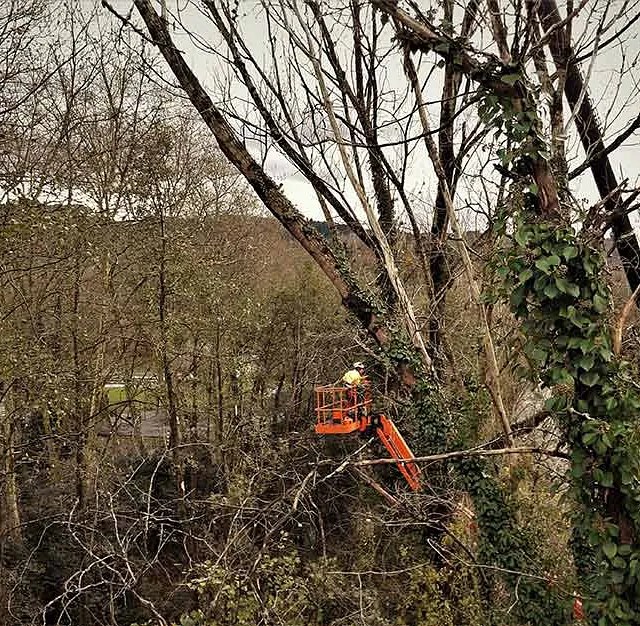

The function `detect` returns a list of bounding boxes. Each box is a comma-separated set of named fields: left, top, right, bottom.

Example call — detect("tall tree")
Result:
left=117, top=1, right=640, bottom=622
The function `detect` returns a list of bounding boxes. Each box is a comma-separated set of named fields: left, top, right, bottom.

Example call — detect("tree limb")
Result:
left=321, top=445, right=571, bottom=469
left=131, top=0, right=390, bottom=346
left=568, top=111, right=640, bottom=180
left=537, top=0, right=640, bottom=295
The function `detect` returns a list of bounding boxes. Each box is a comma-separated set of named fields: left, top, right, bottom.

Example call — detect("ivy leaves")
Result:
left=483, top=73, right=640, bottom=625
left=493, top=220, right=613, bottom=391
left=535, top=253, right=561, bottom=274
left=492, top=210, right=640, bottom=625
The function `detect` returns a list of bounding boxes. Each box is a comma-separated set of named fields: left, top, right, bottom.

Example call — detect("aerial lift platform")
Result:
left=314, top=384, right=422, bottom=491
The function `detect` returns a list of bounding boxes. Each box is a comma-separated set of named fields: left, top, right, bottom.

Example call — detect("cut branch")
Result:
left=613, top=284, right=640, bottom=355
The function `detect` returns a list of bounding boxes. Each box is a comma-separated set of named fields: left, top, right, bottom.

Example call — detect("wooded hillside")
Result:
left=2, top=1, right=640, bottom=625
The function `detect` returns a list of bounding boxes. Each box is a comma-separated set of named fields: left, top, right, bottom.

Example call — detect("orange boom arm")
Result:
left=374, top=415, right=421, bottom=491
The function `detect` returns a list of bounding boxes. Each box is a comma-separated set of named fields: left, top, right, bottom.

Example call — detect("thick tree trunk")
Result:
left=428, top=0, right=479, bottom=360
left=133, top=0, right=392, bottom=354
left=404, top=50, right=514, bottom=444
left=537, top=0, right=640, bottom=293
left=429, top=58, right=457, bottom=357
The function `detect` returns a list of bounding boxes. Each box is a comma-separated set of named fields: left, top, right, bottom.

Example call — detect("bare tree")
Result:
left=110, top=1, right=640, bottom=622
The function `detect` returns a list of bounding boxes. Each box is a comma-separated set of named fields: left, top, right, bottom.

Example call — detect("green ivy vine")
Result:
left=401, top=344, right=567, bottom=623
left=482, top=68, right=640, bottom=624
left=459, top=455, right=569, bottom=626
left=491, top=213, right=640, bottom=625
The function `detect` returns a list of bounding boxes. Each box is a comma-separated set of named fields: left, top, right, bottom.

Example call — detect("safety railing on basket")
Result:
left=314, top=384, right=371, bottom=425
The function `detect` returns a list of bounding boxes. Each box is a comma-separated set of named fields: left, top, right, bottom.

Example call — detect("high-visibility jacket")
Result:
left=342, top=369, right=363, bottom=386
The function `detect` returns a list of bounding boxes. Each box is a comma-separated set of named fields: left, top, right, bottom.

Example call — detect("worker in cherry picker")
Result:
left=341, top=362, right=367, bottom=416
left=342, top=361, right=365, bottom=386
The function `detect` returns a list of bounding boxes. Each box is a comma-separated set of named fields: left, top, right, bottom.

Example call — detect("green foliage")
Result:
left=478, top=77, right=548, bottom=168
left=394, top=563, right=489, bottom=626
left=412, top=378, right=451, bottom=454
left=411, top=377, right=567, bottom=624
left=478, top=71, right=640, bottom=621
left=335, top=250, right=387, bottom=318
left=490, top=206, right=640, bottom=624
left=384, top=332, right=428, bottom=375
left=459, top=457, right=570, bottom=626
left=447, top=376, right=492, bottom=447
left=187, top=548, right=313, bottom=626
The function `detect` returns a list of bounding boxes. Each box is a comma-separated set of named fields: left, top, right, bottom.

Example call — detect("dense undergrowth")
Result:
left=0, top=202, right=589, bottom=626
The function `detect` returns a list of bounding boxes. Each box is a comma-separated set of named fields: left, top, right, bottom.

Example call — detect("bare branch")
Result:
left=319, top=445, right=571, bottom=470
left=568, top=111, right=640, bottom=180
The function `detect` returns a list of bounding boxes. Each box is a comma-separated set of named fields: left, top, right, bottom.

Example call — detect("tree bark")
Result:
left=72, top=252, right=92, bottom=509
left=0, top=394, right=21, bottom=542
left=158, top=211, right=180, bottom=453
left=428, top=0, right=480, bottom=358
left=189, top=337, right=199, bottom=444
left=214, top=324, right=224, bottom=464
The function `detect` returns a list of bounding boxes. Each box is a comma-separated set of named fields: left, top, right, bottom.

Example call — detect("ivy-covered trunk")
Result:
left=496, top=213, right=640, bottom=624
left=407, top=361, right=569, bottom=625
left=476, top=75, right=640, bottom=623
left=377, top=4, right=640, bottom=618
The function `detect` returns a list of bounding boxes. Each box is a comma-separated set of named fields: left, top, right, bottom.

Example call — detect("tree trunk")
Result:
left=158, top=212, right=180, bottom=453
left=0, top=395, right=21, bottom=542
left=156, top=210, right=184, bottom=499
left=72, top=253, right=92, bottom=509
left=189, top=338, right=199, bottom=444
left=537, top=0, right=640, bottom=293
left=428, top=0, right=479, bottom=359
left=214, top=324, right=224, bottom=464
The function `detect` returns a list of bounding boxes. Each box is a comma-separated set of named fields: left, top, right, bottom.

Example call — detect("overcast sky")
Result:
left=115, top=0, right=640, bottom=231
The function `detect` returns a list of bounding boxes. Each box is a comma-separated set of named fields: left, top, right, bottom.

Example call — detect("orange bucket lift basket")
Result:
left=314, top=385, right=371, bottom=434
left=314, top=384, right=422, bottom=491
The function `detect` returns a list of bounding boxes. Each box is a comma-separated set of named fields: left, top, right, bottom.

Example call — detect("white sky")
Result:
left=111, top=0, right=640, bottom=231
